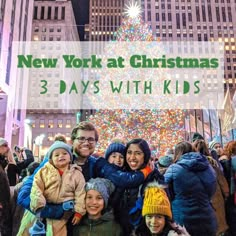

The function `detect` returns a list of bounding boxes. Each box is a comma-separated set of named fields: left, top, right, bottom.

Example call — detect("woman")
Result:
left=164, top=141, right=217, bottom=236
left=193, top=139, right=229, bottom=236
left=95, top=138, right=163, bottom=235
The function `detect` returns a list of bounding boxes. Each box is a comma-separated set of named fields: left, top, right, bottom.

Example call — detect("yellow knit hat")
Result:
left=142, top=184, right=172, bottom=220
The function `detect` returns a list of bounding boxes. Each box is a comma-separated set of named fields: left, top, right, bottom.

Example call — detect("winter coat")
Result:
left=164, top=152, right=217, bottom=236
left=73, top=211, right=122, bottom=236
left=17, top=162, right=86, bottom=236
left=0, top=165, right=12, bottom=236
left=206, top=156, right=229, bottom=235
left=17, top=155, right=97, bottom=219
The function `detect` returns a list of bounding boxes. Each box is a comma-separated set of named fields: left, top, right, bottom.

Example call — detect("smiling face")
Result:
left=108, top=152, right=124, bottom=168
left=72, top=130, right=96, bottom=163
left=126, top=144, right=145, bottom=170
left=85, top=190, right=104, bottom=220
left=51, top=148, right=71, bottom=170
left=145, top=214, right=166, bottom=234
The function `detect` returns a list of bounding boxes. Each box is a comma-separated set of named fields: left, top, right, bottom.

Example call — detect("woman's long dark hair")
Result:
left=174, top=141, right=193, bottom=162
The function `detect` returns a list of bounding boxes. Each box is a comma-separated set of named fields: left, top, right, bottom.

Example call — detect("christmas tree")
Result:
left=88, top=1, right=185, bottom=156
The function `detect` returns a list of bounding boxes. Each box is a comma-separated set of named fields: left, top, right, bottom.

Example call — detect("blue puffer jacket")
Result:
left=164, top=152, right=217, bottom=236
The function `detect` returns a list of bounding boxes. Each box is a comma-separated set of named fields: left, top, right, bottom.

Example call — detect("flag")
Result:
left=218, top=87, right=234, bottom=132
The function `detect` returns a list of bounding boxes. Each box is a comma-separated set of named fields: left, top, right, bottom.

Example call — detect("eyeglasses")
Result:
left=0, top=144, right=8, bottom=147
left=76, top=136, right=96, bottom=144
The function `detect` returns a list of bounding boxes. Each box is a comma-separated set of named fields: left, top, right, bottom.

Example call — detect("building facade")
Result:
left=0, top=0, right=34, bottom=147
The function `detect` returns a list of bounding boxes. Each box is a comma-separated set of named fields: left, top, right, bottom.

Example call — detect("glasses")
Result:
left=0, top=144, right=8, bottom=147
left=76, top=136, right=96, bottom=144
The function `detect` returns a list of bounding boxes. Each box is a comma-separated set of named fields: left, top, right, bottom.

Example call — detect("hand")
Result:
left=71, top=215, right=81, bottom=225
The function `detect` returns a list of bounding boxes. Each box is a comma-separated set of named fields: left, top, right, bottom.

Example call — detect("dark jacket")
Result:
left=164, top=152, right=217, bottom=236
left=73, top=211, right=122, bottom=236
left=0, top=165, right=12, bottom=236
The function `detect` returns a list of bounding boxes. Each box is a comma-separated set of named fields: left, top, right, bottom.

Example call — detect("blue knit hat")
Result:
left=158, top=155, right=173, bottom=167
left=47, top=141, right=73, bottom=161
left=104, top=142, right=126, bottom=160
left=85, top=178, right=115, bottom=208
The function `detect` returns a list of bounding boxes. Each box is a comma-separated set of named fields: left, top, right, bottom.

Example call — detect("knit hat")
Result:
left=85, top=178, right=115, bottom=208
left=104, top=142, right=126, bottom=160
left=0, top=137, right=7, bottom=146
left=142, top=183, right=172, bottom=220
left=209, top=140, right=221, bottom=149
left=47, top=141, right=73, bottom=161
left=192, top=132, right=204, bottom=142
left=158, top=155, right=173, bottom=167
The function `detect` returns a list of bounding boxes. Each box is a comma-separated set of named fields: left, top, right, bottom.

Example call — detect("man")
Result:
left=209, top=140, right=223, bottom=158
left=18, top=121, right=151, bottom=219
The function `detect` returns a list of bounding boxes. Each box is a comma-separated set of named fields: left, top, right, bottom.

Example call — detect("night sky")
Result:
left=71, top=0, right=89, bottom=40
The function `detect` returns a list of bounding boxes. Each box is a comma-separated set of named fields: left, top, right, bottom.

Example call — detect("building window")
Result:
left=57, top=119, right=63, bottom=128
left=182, top=13, right=186, bottom=27
left=222, top=7, right=226, bottom=22
left=228, top=7, right=232, bottom=22
left=156, top=13, right=159, bottom=21
left=48, top=119, right=54, bottom=128
left=48, top=6, right=51, bottom=19
left=49, top=36, right=53, bottom=41
left=41, top=6, right=44, bottom=20
left=196, top=6, right=200, bottom=22
left=34, top=6, right=38, bottom=19
left=49, top=27, right=54, bottom=32
left=198, top=34, right=201, bottom=41
left=162, top=13, right=165, bottom=21
left=61, top=6, right=65, bottom=20
left=202, top=5, right=206, bottom=21
left=216, top=7, right=220, bottom=21
left=56, top=36, right=61, bottom=41
left=42, top=27, right=46, bottom=32
left=54, top=6, right=58, bottom=20
left=34, top=26, right=39, bottom=32
left=188, top=13, right=192, bottom=21
left=208, top=5, right=212, bottom=21
left=176, top=13, right=180, bottom=29
left=31, top=120, right=35, bottom=128
left=41, top=35, right=46, bottom=41
left=66, top=119, right=71, bottom=128
left=148, top=11, right=151, bottom=21
left=39, top=119, right=45, bottom=128
left=168, top=13, right=171, bottom=21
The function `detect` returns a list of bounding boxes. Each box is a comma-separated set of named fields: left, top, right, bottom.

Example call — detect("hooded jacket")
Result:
left=164, top=152, right=217, bottom=236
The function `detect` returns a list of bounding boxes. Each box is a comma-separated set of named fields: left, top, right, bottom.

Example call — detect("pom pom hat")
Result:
left=142, top=183, right=172, bottom=220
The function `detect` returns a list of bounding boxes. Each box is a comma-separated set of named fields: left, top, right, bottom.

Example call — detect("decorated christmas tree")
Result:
left=88, top=1, right=185, bottom=156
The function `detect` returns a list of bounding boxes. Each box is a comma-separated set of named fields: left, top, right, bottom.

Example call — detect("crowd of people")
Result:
left=0, top=121, right=236, bottom=236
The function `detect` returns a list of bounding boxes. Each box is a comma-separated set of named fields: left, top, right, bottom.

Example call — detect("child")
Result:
left=105, top=142, right=126, bottom=168
left=73, top=177, right=122, bottom=236
left=135, top=183, right=190, bottom=236
left=17, top=141, right=86, bottom=236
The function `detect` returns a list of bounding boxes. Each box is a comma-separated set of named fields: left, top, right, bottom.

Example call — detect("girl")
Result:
left=17, top=141, right=86, bottom=236
left=73, top=177, right=122, bottom=236
left=135, top=183, right=189, bottom=236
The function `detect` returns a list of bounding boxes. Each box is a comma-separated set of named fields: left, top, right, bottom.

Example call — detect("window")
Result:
left=49, top=27, right=54, bottom=32
left=148, top=11, right=151, bottom=21
left=208, top=5, right=212, bottom=21
left=182, top=13, right=186, bottom=27
left=156, top=13, right=159, bottom=21
left=61, top=6, right=65, bottom=20
left=202, top=5, right=206, bottom=21
left=176, top=13, right=180, bottom=29
left=196, top=6, right=200, bottom=22
left=168, top=13, right=172, bottom=21
left=54, top=6, right=58, bottom=20
left=222, top=7, right=226, bottom=22
left=162, top=13, right=165, bottom=21
left=48, top=119, right=54, bottom=128
left=34, top=26, right=39, bottom=32
left=66, top=119, right=71, bottom=128
left=57, top=119, right=63, bottom=128
left=41, top=6, right=44, bottom=20
left=34, top=6, right=38, bottom=19
left=40, top=119, right=45, bottom=128
left=49, top=36, right=53, bottom=41
left=216, top=7, right=220, bottom=21
left=48, top=6, right=51, bottom=19
left=188, top=13, right=192, bottom=21
left=41, top=35, right=46, bottom=41
left=42, top=27, right=46, bottom=32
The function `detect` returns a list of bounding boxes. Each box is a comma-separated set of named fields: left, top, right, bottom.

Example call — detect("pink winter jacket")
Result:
left=30, top=162, right=86, bottom=216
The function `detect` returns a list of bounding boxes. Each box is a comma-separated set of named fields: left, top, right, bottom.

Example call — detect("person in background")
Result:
left=73, top=178, right=122, bottom=236
left=0, top=142, right=12, bottom=236
left=17, top=141, right=86, bottom=236
left=164, top=141, right=217, bottom=236
left=135, top=182, right=190, bottom=236
left=156, top=155, right=174, bottom=175
left=193, top=139, right=229, bottom=236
